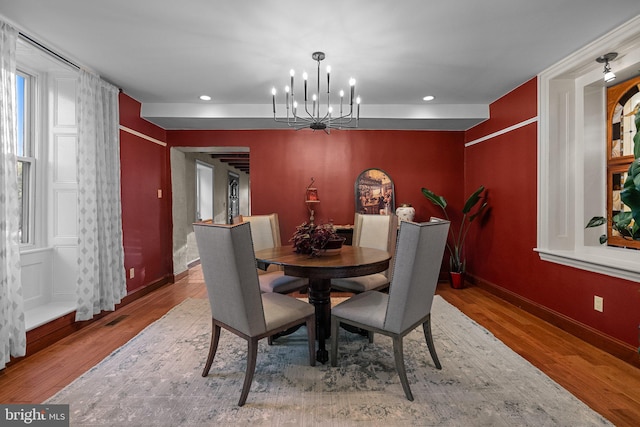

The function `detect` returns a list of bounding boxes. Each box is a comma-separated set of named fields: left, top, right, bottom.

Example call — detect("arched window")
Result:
left=606, top=75, right=640, bottom=249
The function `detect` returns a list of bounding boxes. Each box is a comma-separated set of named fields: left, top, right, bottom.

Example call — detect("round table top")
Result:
left=255, top=245, right=391, bottom=280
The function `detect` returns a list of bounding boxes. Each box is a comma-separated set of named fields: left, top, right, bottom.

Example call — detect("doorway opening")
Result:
left=227, top=171, right=240, bottom=224
left=196, top=161, right=214, bottom=222
left=170, top=147, right=250, bottom=275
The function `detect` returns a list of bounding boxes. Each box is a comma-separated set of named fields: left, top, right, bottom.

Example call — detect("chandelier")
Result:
left=271, top=51, right=360, bottom=133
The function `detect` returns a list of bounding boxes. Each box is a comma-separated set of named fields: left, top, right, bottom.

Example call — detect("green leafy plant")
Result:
left=290, top=222, right=344, bottom=257
left=421, top=185, right=488, bottom=273
left=586, top=105, right=640, bottom=243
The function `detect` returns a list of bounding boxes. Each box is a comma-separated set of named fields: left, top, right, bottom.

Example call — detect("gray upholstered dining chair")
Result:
left=242, top=213, right=309, bottom=294
left=330, top=218, right=450, bottom=401
left=193, top=221, right=316, bottom=406
left=331, top=213, right=398, bottom=293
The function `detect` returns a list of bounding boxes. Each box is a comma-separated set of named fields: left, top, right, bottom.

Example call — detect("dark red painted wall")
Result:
left=463, top=78, right=640, bottom=347
left=118, top=77, right=639, bottom=348
left=119, top=93, right=171, bottom=293
left=166, top=129, right=465, bottom=242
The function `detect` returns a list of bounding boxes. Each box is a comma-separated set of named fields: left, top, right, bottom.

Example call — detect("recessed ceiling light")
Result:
left=423, top=95, right=435, bottom=101
left=199, top=95, right=211, bottom=101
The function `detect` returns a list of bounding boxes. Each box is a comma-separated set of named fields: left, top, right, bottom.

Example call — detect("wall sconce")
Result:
left=596, top=52, right=618, bottom=83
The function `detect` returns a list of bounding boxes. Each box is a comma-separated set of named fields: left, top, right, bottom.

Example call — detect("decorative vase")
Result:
left=449, top=271, right=465, bottom=289
left=396, top=203, right=416, bottom=222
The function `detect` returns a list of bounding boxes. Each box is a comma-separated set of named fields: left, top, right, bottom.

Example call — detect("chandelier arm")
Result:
left=300, top=96, right=315, bottom=120
left=331, top=107, right=354, bottom=122
left=281, top=118, right=315, bottom=130
left=274, top=115, right=315, bottom=125
left=272, top=51, right=360, bottom=131
left=289, top=115, right=315, bottom=125
left=278, top=107, right=355, bottom=125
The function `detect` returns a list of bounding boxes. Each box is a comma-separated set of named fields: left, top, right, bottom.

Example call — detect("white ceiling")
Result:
left=2, top=1, right=640, bottom=130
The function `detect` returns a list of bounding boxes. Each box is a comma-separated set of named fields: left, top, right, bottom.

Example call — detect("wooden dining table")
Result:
left=255, top=245, right=391, bottom=363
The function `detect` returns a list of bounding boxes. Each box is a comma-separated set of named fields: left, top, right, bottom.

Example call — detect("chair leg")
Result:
left=202, top=321, right=221, bottom=377
left=423, top=315, right=442, bottom=369
left=330, top=316, right=340, bottom=367
left=306, top=316, right=316, bottom=367
left=392, top=336, right=414, bottom=401
left=238, top=337, right=259, bottom=406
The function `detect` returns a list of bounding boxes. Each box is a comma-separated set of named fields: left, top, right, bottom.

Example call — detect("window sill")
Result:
left=25, top=301, right=76, bottom=331
left=535, top=247, right=640, bottom=283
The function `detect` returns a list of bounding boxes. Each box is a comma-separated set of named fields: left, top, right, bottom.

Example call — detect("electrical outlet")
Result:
left=594, top=295, right=603, bottom=312
left=157, top=189, right=163, bottom=198
left=129, top=268, right=135, bottom=279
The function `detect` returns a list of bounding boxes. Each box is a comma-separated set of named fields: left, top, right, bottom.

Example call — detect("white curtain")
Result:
left=75, top=69, right=126, bottom=321
left=0, top=20, right=26, bottom=369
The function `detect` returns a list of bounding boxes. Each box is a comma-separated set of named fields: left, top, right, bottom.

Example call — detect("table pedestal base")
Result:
left=256, top=245, right=391, bottom=364
left=307, top=277, right=332, bottom=363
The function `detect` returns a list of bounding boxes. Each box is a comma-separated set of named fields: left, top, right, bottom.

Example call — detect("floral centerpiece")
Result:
left=290, top=222, right=345, bottom=256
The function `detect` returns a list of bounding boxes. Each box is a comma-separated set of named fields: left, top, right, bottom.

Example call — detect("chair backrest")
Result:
left=241, top=213, right=282, bottom=251
left=193, top=222, right=267, bottom=336
left=352, top=213, right=398, bottom=276
left=353, top=213, right=397, bottom=251
left=383, top=218, right=450, bottom=334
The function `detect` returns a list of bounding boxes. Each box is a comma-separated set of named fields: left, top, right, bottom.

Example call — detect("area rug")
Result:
left=46, top=296, right=612, bottom=426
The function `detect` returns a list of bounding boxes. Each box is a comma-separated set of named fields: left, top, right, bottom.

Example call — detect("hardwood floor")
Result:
left=1, top=266, right=640, bottom=426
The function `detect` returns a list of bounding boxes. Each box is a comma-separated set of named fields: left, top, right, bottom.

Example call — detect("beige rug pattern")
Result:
left=46, top=296, right=612, bottom=426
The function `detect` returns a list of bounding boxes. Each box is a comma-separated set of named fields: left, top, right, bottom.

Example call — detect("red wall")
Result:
left=463, top=78, right=640, bottom=347
left=118, top=78, right=639, bottom=349
left=166, top=129, right=465, bottom=242
left=119, top=94, right=171, bottom=293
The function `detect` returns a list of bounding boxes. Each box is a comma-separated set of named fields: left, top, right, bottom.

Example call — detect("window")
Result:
left=15, top=36, right=80, bottom=327
left=16, top=71, right=35, bottom=245
left=537, top=17, right=640, bottom=282
left=606, top=76, right=640, bottom=249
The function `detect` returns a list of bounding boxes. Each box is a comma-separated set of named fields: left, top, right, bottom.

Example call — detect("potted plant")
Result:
left=290, top=222, right=345, bottom=257
left=421, top=185, right=488, bottom=288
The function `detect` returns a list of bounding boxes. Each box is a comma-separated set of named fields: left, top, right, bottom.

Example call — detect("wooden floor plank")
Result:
left=437, top=282, right=640, bottom=426
left=1, top=267, right=639, bottom=426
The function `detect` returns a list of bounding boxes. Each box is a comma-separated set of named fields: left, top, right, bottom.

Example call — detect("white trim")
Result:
left=536, top=248, right=640, bottom=283
left=465, top=116, right=537, bottom=147
left=119, top=125, right=166, bottom=147
left=537, top=14, right=640, bottom=282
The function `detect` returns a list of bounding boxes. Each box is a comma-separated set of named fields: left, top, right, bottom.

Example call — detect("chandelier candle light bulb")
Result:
left=285, top=86, right=290, bottom=108
left=290, top=69, right=295, bottom=93
left=313, top=94, right=317, bottom=117
left=272, top=87, right=276, bottom=113
left=272, top=51, right=361, bottom=133
left=303, top=72, right=308, bottom=101
left=327, top=65, right=331, bottom=89
left=349, top=78, right=355, bottom=105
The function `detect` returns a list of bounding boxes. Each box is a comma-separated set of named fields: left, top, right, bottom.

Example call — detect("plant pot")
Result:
left=319, top=237, right=346, bottom=256
left=449, top=271, right=465, bottom=289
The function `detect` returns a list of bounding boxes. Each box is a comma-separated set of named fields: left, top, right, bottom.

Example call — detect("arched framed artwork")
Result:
left=354, top=168, right=395, bottom=215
